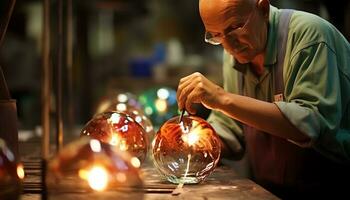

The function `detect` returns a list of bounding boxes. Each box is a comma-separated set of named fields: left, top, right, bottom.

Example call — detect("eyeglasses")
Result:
left=204, top=7, right=255, bottom=45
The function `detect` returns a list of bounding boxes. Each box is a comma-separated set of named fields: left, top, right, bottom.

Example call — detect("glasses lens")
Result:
left=204, top=32, right=221, bottom=45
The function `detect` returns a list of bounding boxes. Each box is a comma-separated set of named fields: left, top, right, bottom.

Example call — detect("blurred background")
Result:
left=0, top=0, right=349, bottom=146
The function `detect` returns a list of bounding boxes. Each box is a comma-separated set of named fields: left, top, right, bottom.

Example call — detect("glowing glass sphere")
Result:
left=81, top=111, right=148, bottom=163
left=138, top=87, right=179, bottom=127
left=96, top=94, right=155, bottom=146
left=152, top=115, right=221, bottom=184
left=0, top=139, right=23, bottom=200
left=47, top=137, right=144, bottom=200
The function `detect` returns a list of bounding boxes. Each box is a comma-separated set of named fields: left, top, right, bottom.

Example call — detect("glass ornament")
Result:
left=138, top=87, right=178, bottom=128
left=81, top=111, right=148, bottom=163
left=152, top=115, right=221, bottom=184
left=0, top=138, right=24, bottom=200
left=47, top=137, right=144, bottom=200
left=95, top=93, right=155, bottom=146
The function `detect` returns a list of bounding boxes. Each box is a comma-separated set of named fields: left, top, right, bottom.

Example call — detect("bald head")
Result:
left=199, top=0, right=255, bottom=27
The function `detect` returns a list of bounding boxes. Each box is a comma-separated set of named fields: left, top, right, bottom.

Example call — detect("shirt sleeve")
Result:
left=275, top=42, right=349, bottom=162
left=207, top=50, right=244, bottom=160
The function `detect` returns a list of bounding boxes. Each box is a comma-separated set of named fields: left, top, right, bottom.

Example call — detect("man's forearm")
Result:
left=216, top=92, right=310, bottom=143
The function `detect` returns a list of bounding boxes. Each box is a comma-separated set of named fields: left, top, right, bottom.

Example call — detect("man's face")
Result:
left=200, top=0, right=268, bottom=64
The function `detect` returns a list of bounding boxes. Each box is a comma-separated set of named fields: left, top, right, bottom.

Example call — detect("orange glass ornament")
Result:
left=47, top=137, right=144, bottom=200
left=81, top=111, right=148, bottom=164
left=152, top=115, right=221, bottom=184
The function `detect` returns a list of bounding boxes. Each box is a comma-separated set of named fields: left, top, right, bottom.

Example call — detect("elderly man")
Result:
left=177, top=0, right=350, bottom=198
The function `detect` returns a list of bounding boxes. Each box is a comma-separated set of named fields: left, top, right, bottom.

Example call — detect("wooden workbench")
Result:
left=21, top=160, right=279, bottom=200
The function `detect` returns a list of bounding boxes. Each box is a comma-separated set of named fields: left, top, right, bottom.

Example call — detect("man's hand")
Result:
left=177, top=72, right=226, bottom=114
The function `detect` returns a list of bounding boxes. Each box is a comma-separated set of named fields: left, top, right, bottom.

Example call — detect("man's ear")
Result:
left=257, top=0, right=270, bottom=20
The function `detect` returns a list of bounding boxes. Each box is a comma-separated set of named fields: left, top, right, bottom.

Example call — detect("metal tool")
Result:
left=178, top=109, right=186, bottom=123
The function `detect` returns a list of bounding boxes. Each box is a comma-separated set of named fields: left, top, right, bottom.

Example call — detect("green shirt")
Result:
left=208, top=6, right=350, bottom=163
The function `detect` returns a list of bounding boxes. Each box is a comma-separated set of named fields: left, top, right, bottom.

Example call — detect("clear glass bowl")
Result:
left=47, top=137, right=144, bottom=200
left=152, top=115, right=221, bottom=184
left=80, top=111, right=148, bottom=164
left=0, top=139, right=24, bottom=200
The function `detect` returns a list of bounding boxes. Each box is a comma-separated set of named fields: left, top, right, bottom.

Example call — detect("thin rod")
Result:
left=66, top=0, right=74, bottom=134
left=0, top=0, right=16, bottom=47
left=56, top=0, right=64, bottom=151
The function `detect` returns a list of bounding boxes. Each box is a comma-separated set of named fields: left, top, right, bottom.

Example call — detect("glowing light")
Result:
left=17, top=163, right=25, bottom=179
left=110, top=134, right=120, bottom=146
left=116, top=103, right=127, bottom=112
left=157, top=88, right=170, bottom=100
left=87, top=166, right=108, bottom=191
left=135, top=116, right=142, bottom=123
left=182, top=130, right=200, bottom=146
left=116, top=172, right=127, bottom=183
left=155, top=99, right=167, bottom=113
left=117, top=94, right=128, bottom=103
left=90, top=139, right=102, bottom=152
left=145, top=106, right=153, bottom=115
left=109, top=113, right=121, bottom=124
left=97, top=101, right=110, bottom=114
left=119, top=140, right=128, bottom=151
left=130, top=157, right=141, bottom=168
left=78, top=169, right=89, bottom=180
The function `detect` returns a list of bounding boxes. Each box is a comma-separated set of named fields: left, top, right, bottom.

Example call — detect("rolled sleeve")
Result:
left=274, top=101, right=320, bottom=147
left=281, top=42, right=349, bottom=162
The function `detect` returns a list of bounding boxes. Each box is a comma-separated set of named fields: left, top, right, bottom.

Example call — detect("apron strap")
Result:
left=274, top=9, right=294, bottom=96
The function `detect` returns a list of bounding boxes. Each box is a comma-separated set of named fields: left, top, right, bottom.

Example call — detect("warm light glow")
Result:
left=17, top=163, right=25, bottom=179
left=90, top=139, right=102, bottom=152
left=119, top=140, right=128, bottom=151
left=110, top=134, right=120, bottom=146
left=182, top=130, right=200, bottom=146
left=116, top=172, right=127, bottom=183
left=118, top=94, right=128, bottom=103
left=157, top=88, right=170, bottom=100
left=116, top=103, right=127, bottom=112
left=97, top=101, right=110, bottom=114
left=87, top=166, right=109, bottom=191
left=108, top=113, right=121, bottom=124
left=155, top=99, right=167, bottom=113
left=130, top=157, right=141, bottom=168
left=78, top=169, right=89, bottom=180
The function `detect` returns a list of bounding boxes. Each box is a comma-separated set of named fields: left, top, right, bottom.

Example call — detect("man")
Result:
left=176, top=0, right=350, bottom=198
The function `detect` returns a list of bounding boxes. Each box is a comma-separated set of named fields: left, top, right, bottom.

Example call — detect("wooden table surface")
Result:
left=19, top=135, right=279, bottom=200
left=21, top=161, right=279, bottom=200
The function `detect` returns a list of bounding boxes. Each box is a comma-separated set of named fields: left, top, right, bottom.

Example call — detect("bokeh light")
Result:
left=138, top=87, right=178, bottom=128
left=47, top=137, right=144, bottom=200
left=0, top=139, right=23, bottom=200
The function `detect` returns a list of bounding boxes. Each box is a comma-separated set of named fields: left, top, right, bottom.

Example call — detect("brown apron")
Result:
left=239, top=10, right=349, bottom=199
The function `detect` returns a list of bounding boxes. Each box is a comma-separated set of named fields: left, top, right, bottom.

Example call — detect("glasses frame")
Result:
left=204, top=7, right=256, bottom=45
